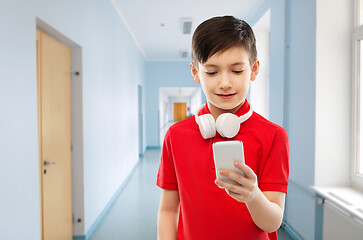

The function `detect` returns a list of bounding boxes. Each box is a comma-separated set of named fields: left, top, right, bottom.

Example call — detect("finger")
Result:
left=215, top=178, right=231, bottom=189
left=234, top=162, right=257, bottom=180
left=225, top=188, right=251, bottom=202
left=215, top=178, right=228, bottom=188
left=219, top=169, right=244, bottom=182
left=227, top=190, right=249, bottom=202
left=215, top=178, right=244, bottom=194
left=225, top=188, right=240, bottom=196
left=219, top=169, right=253, bottom=189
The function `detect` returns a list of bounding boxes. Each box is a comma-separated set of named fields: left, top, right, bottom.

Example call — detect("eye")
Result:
left=205, top=71, right=217, bottom=75
left=232, top=70, right=244, bottom=74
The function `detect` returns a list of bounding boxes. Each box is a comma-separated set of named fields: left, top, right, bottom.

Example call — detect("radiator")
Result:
left=323, top=200, right=363, bottom=240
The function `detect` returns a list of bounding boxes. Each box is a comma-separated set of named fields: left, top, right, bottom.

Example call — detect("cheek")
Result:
left=199, top=80, right=209, bottom=96
left=236, top=78, right=251, bottom=93
left=200, top=78, right=214, bottom=92
left=243, top=81, right=251, bottom=90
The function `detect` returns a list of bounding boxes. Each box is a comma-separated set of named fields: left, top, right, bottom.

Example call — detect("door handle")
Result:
left=44, top=160, right=56, bottom=166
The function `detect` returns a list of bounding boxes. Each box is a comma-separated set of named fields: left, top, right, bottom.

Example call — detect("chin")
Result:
left=216, top=102, right=241, bottom=111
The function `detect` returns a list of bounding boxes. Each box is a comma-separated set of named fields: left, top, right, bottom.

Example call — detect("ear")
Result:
left=250, top=60, right=260, bottom=82
left=190, top=62, right=200, bottom=84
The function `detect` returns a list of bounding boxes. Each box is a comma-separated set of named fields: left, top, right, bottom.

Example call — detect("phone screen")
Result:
left=212, top=140, right=245, bottom=184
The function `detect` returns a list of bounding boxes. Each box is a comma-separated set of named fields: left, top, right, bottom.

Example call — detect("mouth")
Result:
left=216, top=93, right=236, bottom=99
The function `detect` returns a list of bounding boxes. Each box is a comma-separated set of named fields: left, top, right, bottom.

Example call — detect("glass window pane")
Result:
left=359, top=40, right=363, bottom=174
left=360, top=0, right=363, bottom=25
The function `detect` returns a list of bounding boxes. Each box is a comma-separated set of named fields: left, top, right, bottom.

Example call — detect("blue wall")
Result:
left=249, top=0, right=318, bottom=239
left=145, top=61, right=203, bottom=147
left=0, top=0, right=146, bottom=238
left=284, top=0, right=318, bottom=238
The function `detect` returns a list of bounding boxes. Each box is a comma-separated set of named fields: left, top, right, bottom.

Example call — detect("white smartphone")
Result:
left=212, top=140, right=245, bottom=184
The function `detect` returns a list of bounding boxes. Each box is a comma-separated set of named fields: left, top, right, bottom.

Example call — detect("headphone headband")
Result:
left=194, top=104, right=205, bottom=123
left=194, top=103, right=253, bottom=139
left=238, top=107, right=253, bottom=123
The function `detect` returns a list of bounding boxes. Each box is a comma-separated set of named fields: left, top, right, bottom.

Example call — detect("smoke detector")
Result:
left=181, top=18, right=193, bottom=34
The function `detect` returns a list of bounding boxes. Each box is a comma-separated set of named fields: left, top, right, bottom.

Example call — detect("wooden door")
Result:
left=37, top=29, right=73, bottom=240
left=173, top=102, right=187, bottom=122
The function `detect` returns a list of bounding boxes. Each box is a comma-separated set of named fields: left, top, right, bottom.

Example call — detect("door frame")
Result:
left=138, top=85, right=144, bottom=156
left=36, top=18, right=85, bottom=237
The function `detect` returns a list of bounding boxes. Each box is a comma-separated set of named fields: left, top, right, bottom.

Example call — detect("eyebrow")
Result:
left=204, top=62, right=246, bottom=68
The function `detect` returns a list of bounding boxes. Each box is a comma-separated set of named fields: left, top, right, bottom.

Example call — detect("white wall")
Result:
left=251, top=9, right=270, bottom=119
left=0, top=0, right=145, bottom=238
left=191, top=88, right=202, bottom=114
left=315, top=0, right=352, bottom=186
left=0, top=1, right=40, bottom=239
left=159, top=92, right=169, bottom=129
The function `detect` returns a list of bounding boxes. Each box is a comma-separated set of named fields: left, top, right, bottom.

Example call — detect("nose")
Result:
left=219, top=74, right=232, bottom=89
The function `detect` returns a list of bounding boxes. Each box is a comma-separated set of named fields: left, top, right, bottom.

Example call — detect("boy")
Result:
left=156, top=16, right=289, bottom=240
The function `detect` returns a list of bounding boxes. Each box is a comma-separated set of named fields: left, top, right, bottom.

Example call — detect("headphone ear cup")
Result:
left=216, top=113, right=240, bottom=138
left=197, top=114, right=216, bottom=139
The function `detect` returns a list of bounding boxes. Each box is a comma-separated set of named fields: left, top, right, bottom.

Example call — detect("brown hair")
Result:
left=192, top=16, right=257, bottom=66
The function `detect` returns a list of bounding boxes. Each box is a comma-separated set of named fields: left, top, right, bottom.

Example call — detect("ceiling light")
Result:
left=180, top=50, right=188, bottom=58
left=181, top=18, right=193, bottom=34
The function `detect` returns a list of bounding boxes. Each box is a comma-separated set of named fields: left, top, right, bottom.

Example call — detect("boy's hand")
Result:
left=215, top=161, right=260, bottom=203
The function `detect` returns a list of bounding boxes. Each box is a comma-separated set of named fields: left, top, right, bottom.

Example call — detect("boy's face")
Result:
left=191, top=46, right=259, bottom=115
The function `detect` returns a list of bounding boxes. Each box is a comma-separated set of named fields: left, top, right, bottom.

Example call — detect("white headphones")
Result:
left=195, top=104, right=253, bottom=139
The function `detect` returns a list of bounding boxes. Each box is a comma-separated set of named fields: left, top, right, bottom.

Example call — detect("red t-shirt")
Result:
left=157, top=100, right=289, bottom=240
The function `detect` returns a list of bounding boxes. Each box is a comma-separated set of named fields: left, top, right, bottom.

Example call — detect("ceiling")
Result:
left=112, top=0, right=264, bottom=61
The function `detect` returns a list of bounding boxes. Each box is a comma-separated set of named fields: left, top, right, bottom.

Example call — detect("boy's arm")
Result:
left=215, top=162, right=285, bottom=233
left=246, top=190, right=285, bottom=233
left=157, top=189, right=180, bottom=240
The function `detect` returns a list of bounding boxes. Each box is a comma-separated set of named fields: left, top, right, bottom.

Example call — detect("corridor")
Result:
left=89, top=149, right=161, bottom=240
left=88, top=149, right=292, bottom=240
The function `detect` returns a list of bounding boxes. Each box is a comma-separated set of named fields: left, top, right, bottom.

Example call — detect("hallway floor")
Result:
left=89, top=149, right=293, bottom=240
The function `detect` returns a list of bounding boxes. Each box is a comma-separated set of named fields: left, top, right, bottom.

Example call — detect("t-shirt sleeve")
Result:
left=259, top=128, right=289, bottom=193
left=156, top=129, right=178, bottom=190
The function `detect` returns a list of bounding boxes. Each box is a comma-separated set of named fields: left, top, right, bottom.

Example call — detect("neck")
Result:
left=207, top=100, right=245, bottom=120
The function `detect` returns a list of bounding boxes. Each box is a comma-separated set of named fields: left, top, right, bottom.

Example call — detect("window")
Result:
left=360, top=40, right=363, bottom=175
left=352, top=0, right=363, bottom=186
